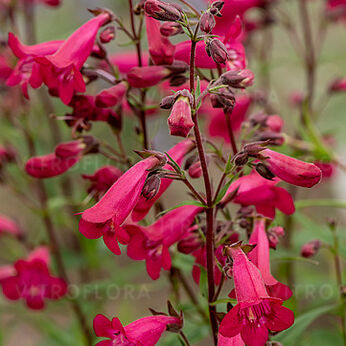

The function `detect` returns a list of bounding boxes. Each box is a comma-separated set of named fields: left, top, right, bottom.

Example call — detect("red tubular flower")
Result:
left=0, top=214, right=21, bottom=238
left=127, top=65, right=169, bottom=88
left=82, top=166, right=122, bottom=201
left=125, top=205, right=202, bottom=280
left=0, top=247, right=67, bottom=310
left=25, top=139, right=87, bottom=178
left=219, top=243, right=294, bottom=346
left=93, top=313, right=181, bottom=346
left=248, top=219, right=292, bottom=300
left=167, top=95, right=194, bottom=137
left=131, top=140, right=195, bottom=221
left=79, top=157, right=162, bottom=254
left=34, top=13, right=112, bottom=104
left=261, top=149, right=322, bottom=188
left=221, top=171, right=295, bottom=219
left=95, top=82, right=127, bottom=108
left=108, top=51, right=149, bottom=74
left=6, top=33, right=62, bottom=98
left=146, top=15, right=175, bottom=65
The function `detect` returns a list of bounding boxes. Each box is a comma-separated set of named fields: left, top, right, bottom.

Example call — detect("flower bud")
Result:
left=301, top=240, right=321, bottom=258
left=233, top=151, right=248, bottom=166
left=160, top=22, right=183, bottom=36
left=99, top=26, right=115, bottom=43
left=160, top=95, right=176, bottom=109
left=243, top=141, right=269, bottom=156
left=220, top=69, right=254, bottom=88
left=268, top=233, right=279, bottom=249
left=206, top=38, right=230, bottom=65
left=200, top=11, right=216, bottom=33
left=211, top=1, right=224, bottom=13
left=142, top=174, right=162, bottom=200
left=144, top=0, right=182, bottom=22
left=169, top=74, right=188, bottom=87
left=255, top=162, right=275, bottom=180
left=329, top=78, right=346, bottom=93
left=188, top=160, right=202, bottom=178
left=167, top=95, right=194, bottom=137
left=127, top=66, right=169, bottom=88
left=210, top=88, right=235, bottom=112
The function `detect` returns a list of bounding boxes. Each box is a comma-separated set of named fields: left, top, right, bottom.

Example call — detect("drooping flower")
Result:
left=0, top=214, right=21, bottom=238
left=131, top=139, right=195, bottom=221
left=0, top=247, right=67, bottom=309
left=219, top=243, right=294, bottom=346
left=79, top=156, right=163, bottom=254
left=261, top=149, right=322, bottom=188
left=146, top=15, right=175, bottom=65
left=6, top=33, right=62, bottom=98
left=127, top=65, right=170, bottom=88
left=33, top=13, right=112, bottom=104
left=25, top=138, right=93, bottom=178
left=82, top=166, right=123, bottom=201
left=125, top=205, right=202, bottom=280
left=220, top=171, right=295, bottom=219
left=108, top=51, right=149, bottom=74
left=248, top=218, right=292, bottom=300
left=93, top=313, right=181, bottom=346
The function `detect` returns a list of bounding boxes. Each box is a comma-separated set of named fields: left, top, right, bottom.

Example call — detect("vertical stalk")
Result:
left=190, top=34, right=218, bottom=344
left=128, top=0, right=148, bottom=149
left=224, top=111, right=238, bottom=155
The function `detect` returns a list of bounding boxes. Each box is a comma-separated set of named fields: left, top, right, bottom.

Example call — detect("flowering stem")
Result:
left=179, top=331, right=191, bottom=346
left=128, top=0, right=148, bottom=149
left=189, top=28, right=218, bottom=344
left=224, top=110, right=238, bottom=155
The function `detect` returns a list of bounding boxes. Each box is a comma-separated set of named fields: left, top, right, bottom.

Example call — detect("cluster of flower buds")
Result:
left=144, top=0, right=182, bottom=22
left=161, top=89, right=194, bottom=137
left=301, top=239, right=321, bottom=258
left=141, top=172, right=162, bottom=200
left=232, top=140, right=269, bottom=168
left=267, top=226, right=285, bottom=249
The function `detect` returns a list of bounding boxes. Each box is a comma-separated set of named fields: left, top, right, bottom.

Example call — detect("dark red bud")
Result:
left=160, top=22, right=183, bottom=36
left=220, top=69, right=254, bottom=88
left=243, top=141, right=268, bottom=156
left=188, top=161, right=202, bottom=178
left=301, top=240, right=321, bottom=258
left=144, top=0, right=182, bottom=22
left=268, top=233, right=279, bottom=249
left=233, top=151, right=248, bottom=166
left=99, top=26, right=115, bottom=43
left=206, top=38, right=230, bottom=65
left=255, top=162, right=275, bottom=180
left=160, top=95, right=176, bottom=109
left=142, top=174, right=161, bottom=200
left=211, top=1, right=224, bottom=12
left=200, top=11, right=216, bottom=33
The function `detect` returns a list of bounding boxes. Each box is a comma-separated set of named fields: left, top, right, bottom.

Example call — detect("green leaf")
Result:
left=213, top=178, right=234, bottom=206
left=156, top=201, right=207, bottom=217
left=276, top=305, right=336, bottom=345
left=165, top=151, right=182, bottom=173
left=295, top=199, right=346, bottom=209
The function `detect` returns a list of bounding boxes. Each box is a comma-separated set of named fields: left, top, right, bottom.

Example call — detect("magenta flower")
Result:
left=132, top=140, right=195, bottom=221
left=108, top=51, right=149, bottom=74
left=248, top=218, right=292, bottom=300
left=0, top=247, right=67, bottom=310
left=0, top=214, right=21, bottom=238
left=95, top=82, right=127, bottom=108
left=221, top=171, right=295, bottom=219
left=25, top=139, right=87, bottom=178
left=219, top=244, right=294, bottom=346
left=261, top=149, right=322, bottom=188
left=34, top=13, right=112, bottom=104
left=79, top=156, right=161, bottom=254
left=301, top=239, right=321, bottom=258
left=93, top=313, right=181, bottom=346
left=82, top=166, right=122, bottom=201
left=207, top=94, right=251, bottom=143
left=125, top=205, right=202, bottom=279
left=146, top=15, right=175, bottom=65
left=6, top=33, right=62, bottom=98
